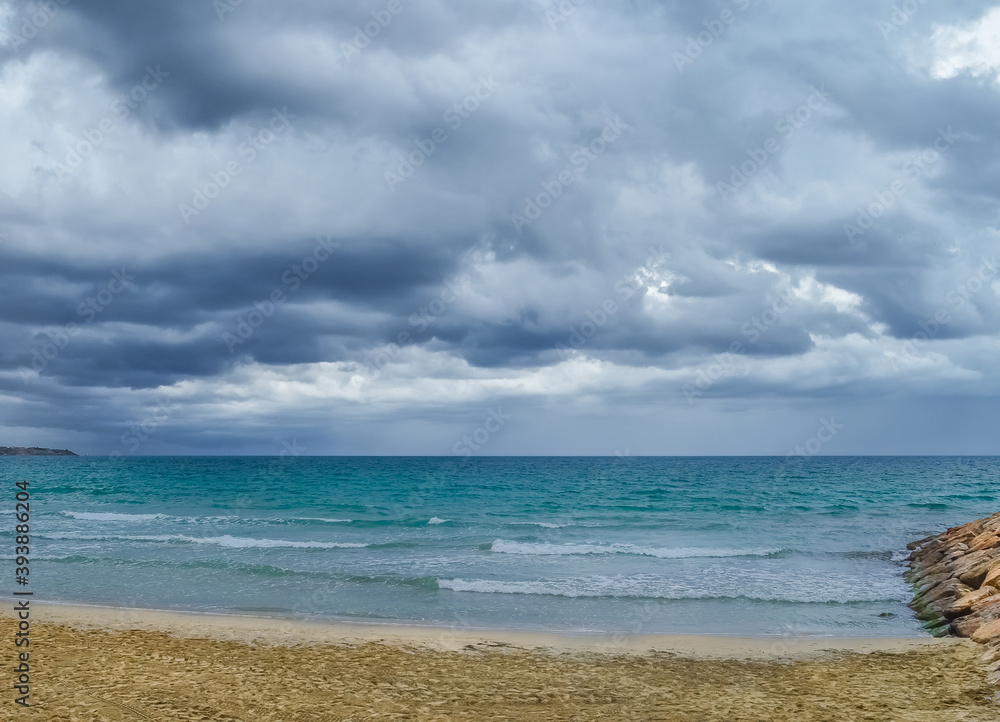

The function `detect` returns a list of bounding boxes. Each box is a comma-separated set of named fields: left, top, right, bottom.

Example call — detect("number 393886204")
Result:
left=14, top=481, right=30, bottom=584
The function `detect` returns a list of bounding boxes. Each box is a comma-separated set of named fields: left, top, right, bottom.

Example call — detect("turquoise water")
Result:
left=2, top=456, right=997, bottom=637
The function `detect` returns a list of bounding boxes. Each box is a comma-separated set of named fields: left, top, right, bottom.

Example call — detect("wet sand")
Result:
left=4, top=604, right=998, bottom=720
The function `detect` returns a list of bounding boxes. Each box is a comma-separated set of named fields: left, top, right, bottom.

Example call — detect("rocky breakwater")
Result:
left=906, top=510, right=1000, bottom=684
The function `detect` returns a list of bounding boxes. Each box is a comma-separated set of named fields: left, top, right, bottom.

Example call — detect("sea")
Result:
left=2, top=456, right=997, bottom=639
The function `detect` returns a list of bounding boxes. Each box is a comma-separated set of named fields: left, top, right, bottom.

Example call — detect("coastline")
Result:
left=5, top=604, right=998, bottom=720
left=9, top=461, right=1000, bottom=718
left=27, top=456, right=985, bottom=640
left=13, top=601, right=955, bottom=658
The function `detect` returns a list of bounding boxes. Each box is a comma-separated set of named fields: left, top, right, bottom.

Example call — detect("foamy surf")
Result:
left=437, top=574, right=907, bottom=603
left=61, top=511, right=362, bottom=526
left=488, top=539, right=782, bottom=559
left=45, top=533, right=368, bottom=549
left=30, top=455, right=979, bottom=637
left=61, top=511, right=169, bottom=522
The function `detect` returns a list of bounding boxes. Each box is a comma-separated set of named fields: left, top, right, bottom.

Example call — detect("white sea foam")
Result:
left=61, top=511, right=168, bottom=522
left=428, top=517, right=448, bottom=525
left=47, top=533, right=367, bottom=549
left=489, top=539, right=781, bottom=558
left=287, top=517, right=354, bottom=524
left=438, top=573, right=907, bottom=603
left=509, top=521, right=571, bottom=528
left=438, top=578, right=578, bottom=596
left=61, top=511, right=359, bottom=525
left=182, top=535, right=368, bottom=549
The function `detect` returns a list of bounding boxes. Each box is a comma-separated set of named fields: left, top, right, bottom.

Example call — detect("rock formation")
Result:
left=906, top=510, right=1000, bottom=684
left=0, top=447, right=77, bottom=456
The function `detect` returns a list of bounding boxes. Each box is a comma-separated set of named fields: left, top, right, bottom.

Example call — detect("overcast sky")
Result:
left=1, top=0, right=999, bottom=456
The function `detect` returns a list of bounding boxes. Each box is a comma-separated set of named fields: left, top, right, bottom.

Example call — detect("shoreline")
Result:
left=6, top=602, right=997, bottom=719
left=12, top=601, right=955, bottom=659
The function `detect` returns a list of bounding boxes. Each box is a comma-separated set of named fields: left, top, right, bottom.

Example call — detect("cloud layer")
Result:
left=2, top=0, right=1000, bottom=455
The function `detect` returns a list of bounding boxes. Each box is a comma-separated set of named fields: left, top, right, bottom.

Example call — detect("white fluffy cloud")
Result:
left=930, top=6, right=1000, bottom=82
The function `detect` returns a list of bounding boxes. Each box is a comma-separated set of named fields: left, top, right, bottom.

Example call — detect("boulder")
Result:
left=915, top=606, right=944, bottom=623
left=912, top=571, right=950, bottom=593
left=925, top=619, right=952, bottom=637
left=951, top=603, right=1000, bottom=638
left=910, top=561, right=947, bottom=585
left=942, top=587, right=1000, bottom=620
left=951, top=615, right=985, bottom=638
left=954, top=549, right=1000, bottom=588
left=970, top=593, right=1000, bottom=613
left=921, top=558, right=954, bottom=578
left=971, top=618, right=1000, bottom=644
left=907, top=534, right=938, bottom=551
left=982, top=563, right=1000, bottom=590
left=982, top=644, right=1000, bottom=664
left=967, top=531, right=1000, bottom=552
left=910, top=548, right=946, bottom=570
left=919, top=579, right=970, bottom=606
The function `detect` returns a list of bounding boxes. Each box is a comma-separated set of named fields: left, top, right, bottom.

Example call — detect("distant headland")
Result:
left=0, top=447, right=77, bottom=456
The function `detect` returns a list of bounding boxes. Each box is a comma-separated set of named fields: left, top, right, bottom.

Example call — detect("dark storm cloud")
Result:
left=3, top=0, right=1000, bottom=453
left=34, top=0, right=535, bottom=132
left=0, top=236, right=467, bottom=386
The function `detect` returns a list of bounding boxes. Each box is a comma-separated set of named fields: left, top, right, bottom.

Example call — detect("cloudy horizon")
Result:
left=2, top=0, right=1000, bottom=456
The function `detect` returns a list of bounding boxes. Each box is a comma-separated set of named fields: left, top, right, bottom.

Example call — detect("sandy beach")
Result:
left=3, top=604, right=998, bottom=721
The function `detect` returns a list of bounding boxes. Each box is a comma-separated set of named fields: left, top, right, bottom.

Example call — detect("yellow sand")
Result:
left=3, top=604, right=998, bottom=721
